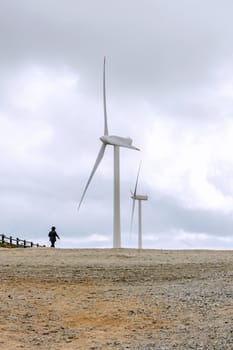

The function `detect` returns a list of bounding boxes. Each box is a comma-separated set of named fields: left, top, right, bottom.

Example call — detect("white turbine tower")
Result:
left=130, top=163, right=148, bottom=249
left=78, top=57, right=140, bottom=248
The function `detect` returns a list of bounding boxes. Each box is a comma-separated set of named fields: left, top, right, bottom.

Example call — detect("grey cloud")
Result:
left=2, top=1, right=233, bottom=88
left=146, top=194, right=233, bottom=237
left=1, top=0, right=233, bottom=248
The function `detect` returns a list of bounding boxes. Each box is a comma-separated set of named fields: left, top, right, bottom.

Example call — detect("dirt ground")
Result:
left=1, top=248, right=233, bottom=349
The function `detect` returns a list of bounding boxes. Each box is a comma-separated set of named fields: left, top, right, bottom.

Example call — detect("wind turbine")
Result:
left=130, top=162, right=148, bottom=249
left=78, top=57, right=140, bottom=248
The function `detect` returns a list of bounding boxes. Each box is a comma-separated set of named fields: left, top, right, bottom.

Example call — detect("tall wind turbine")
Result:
left=78, top=57, right=140, bottom=248
left=130, top=163, right=148, bottom=249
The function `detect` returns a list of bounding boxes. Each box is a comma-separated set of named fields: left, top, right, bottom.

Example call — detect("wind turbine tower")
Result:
left=130, top=163, right=148, bottom=249
left=78, top=57, right=140, bottom=248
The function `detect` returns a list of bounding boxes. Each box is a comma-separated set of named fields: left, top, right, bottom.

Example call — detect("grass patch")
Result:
left=0, top=242, right=17, bottom=248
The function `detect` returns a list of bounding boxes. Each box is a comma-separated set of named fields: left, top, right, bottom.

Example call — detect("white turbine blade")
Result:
left=130, top=198, right=136, bottom=233
left=103, top=56, right=109, bottom=136
left=78, top=143, right=106, bottom=210
left=134, top=161, right=142, bottom=196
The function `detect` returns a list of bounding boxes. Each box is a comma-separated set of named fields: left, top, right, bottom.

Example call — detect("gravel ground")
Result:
left=0, top=248, right=233, bottom=349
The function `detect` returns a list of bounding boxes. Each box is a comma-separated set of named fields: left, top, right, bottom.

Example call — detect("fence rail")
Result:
left=0, top=234, right=43, bottom=248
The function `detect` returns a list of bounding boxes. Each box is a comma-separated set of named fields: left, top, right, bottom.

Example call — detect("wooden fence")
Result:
left=0, top=234, right=43, bottom=248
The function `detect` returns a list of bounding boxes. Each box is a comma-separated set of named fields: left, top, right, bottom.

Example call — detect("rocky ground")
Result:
left=0, top=248, right=233, bottom=349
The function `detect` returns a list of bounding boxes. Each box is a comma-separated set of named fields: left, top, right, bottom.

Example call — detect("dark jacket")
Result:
left=48, top=230, right=60, bottom=242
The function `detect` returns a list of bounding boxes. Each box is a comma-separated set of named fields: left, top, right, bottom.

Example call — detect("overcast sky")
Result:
left=1, top=0, right=233, bottom=248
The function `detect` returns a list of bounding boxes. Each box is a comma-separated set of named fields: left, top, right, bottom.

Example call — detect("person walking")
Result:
left=48, top=226, right=60, bottom=247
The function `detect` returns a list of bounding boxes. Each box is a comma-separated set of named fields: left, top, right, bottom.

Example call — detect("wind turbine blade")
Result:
left=130, top=198, right=136, bottom=233
left=134, top=161, right=142, bottom=196
left=78, top=143, right=106, bottom=210
left=103, top=56, right=109, bottom=136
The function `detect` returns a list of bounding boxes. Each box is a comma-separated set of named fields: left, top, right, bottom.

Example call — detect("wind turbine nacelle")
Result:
left=132, top=194, right=148, bottom=201
left=100, top=135, right=140, bottom=150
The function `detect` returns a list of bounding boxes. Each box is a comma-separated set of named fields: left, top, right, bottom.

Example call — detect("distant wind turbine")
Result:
left=130, top=162, right=148, bottom=249
left=78, top=57, right=140, bottom=248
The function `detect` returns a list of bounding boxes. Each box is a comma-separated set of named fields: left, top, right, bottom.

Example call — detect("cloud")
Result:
left=1, top=1, right=233, bottom=248
left=142, top=107, right=233, bottom=212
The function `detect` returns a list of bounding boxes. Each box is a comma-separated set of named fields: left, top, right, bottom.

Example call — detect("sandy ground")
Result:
left=0, top=248, right=233, bottom=349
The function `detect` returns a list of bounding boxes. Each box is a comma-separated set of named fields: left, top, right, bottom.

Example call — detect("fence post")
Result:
left=1, top=234, right=40, bottom=248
